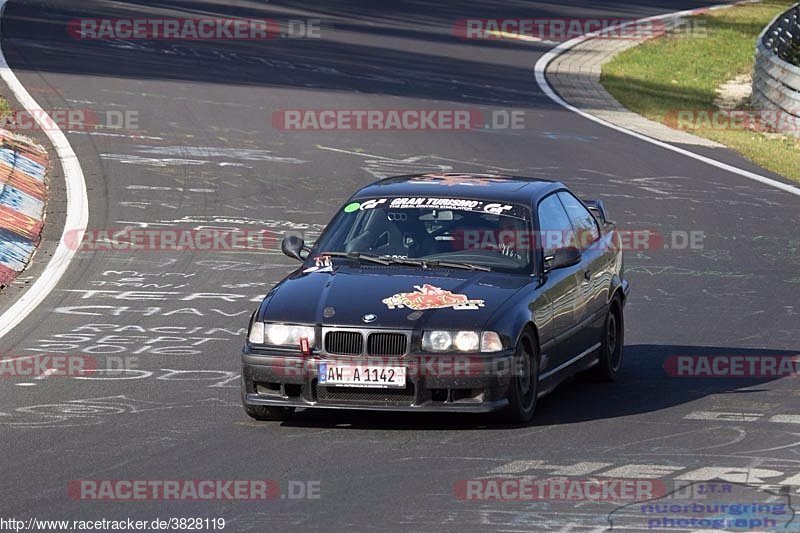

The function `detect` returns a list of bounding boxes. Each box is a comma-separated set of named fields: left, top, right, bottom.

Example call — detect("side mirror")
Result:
left=584, top=199, right=609, bottom=225
left=545, top=247, right=582, bottom=272
left=281, top=235, right=307, bottom=261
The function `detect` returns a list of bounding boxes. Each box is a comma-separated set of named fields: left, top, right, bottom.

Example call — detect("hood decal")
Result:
left=303, top=255, right=334, bottom=273
left=382, top=284, right=485, bottom=311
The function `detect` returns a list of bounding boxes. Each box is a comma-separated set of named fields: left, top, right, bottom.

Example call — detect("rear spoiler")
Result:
left=584, top=199, right=614, bottom=227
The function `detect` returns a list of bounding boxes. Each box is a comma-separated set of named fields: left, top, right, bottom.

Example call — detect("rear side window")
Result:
left=537, top=194, right=574, bottom=259
left=557, top=192, right=600, bottom=245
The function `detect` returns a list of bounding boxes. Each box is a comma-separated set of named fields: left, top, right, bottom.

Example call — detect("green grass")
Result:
left=601, top=0, right=800, bottom=182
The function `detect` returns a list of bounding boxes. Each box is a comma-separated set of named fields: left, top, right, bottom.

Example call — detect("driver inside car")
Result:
left=345, top=209, right=434, bottom=258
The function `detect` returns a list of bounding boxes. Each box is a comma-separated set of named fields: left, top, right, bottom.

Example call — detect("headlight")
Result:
left=248, top=321, right=265, bottom=344
left=266, top=324, right=290, bottom=345
left=454, top=331, right=480, bottom=351
left=422, top=330, right=503, bottom=352
left=423, top=331, right=453, bottom=351
left=248, top=322, right=316, bottom=347
left=480, top=331, right=503, bottom=352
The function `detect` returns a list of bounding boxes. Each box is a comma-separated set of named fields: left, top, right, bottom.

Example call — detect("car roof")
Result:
left=351, top=173, right=564, bottom=204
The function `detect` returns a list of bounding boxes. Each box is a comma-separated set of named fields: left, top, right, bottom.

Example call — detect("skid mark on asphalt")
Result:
left=571, top=168, right=799, bottom=213
left=626, top=265, right=754, bottom=279
left=0, top=395, right=239, bottom=428
left=599, top=427, right=749, bottom=453
left=67, top=130, right=164, bottom=141
left=102, top=256, right=179, bottom=269
left=116, top=215, right=323, bottom=232
left=100, top=154, right=252, bottom=167
left=315, top=144, right=524, bottom=178
left=100, top=144, right=308, bottom=169
left=136, top=145, right=310, bottom=163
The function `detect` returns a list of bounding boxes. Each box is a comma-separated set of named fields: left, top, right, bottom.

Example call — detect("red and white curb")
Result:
left=0, top=129, right=48, bottom=286
left=0, top=0, right=88, bottom=339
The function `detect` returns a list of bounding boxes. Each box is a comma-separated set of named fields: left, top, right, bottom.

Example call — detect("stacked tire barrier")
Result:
left=0, top=128, right=48, bottom=287
left=752, top=3, right=800, bottom=136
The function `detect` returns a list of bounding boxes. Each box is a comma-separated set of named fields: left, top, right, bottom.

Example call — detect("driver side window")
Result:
left=557, top=192, right=600, bottom=245
left=537, top=194, right=574, bottom=259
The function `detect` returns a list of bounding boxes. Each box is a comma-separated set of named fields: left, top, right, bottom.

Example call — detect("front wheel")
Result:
left=497, top=331, right=539, bottom=424
left=591, top=298, right=624, bottom=381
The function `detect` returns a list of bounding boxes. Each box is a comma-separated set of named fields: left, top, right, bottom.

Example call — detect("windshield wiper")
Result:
left=422, top=260, right=491, bottom=272
left=383, top=256, right=492, bottom=272
left=373, top=256, right=490, bottom=271
left=384, top=257, right=427, bottom=267
left=319, top=252, right=491, bottom=271
left=318, top=251, right=391, bottom=265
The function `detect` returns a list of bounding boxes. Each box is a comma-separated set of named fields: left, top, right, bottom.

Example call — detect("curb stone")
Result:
left=545, top=15, right=727, bottom=148
left=0, top=127, right=49, bottom=289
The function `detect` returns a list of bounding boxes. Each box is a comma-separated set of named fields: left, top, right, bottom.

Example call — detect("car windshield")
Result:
left=311, top=197, right=532, bottom=273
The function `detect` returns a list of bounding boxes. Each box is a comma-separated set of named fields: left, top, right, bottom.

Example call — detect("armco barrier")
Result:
left=0, top=128, right=48, bottom=287
left=752, top=3, right=800, bottom=136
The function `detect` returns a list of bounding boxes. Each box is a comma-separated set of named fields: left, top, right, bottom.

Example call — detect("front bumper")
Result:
left=241, top=351, right=514, bottom=413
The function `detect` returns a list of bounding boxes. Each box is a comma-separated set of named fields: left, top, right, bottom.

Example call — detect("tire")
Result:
left=243, top=402, right=295, bottom=421
left=591, top=297, right=624, bottom=381
left=498, top=331, right=539, bottom=424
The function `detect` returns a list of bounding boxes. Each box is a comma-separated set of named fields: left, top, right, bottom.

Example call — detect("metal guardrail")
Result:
left=762, top=4, right=799, bottom=63
left=752, top=4, right=800, bottom=136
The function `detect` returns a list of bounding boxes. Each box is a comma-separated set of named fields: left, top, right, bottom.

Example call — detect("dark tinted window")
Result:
left=537, top=194, right=574, bottom=258
left=312, top=197, right=533, bottom=273
left=557, top=192, right=600, bottom=245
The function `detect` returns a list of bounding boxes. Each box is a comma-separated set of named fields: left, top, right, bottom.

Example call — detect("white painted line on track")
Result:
left=684, top=410, right=762, bottom=422
left=770, top=414, right=800, bottom=424
left=533, top=3, right=800, bottom=199
left=684, top=411, right=800, bottom=424
left=0, top=0, right=89, bottom=339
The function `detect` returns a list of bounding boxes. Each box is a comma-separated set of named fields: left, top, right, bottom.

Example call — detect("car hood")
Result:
left=259, top=265, right=530, bottom=330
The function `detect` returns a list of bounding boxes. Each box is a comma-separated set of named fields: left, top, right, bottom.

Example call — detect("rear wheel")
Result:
left=591, top=297, right=624, bottom=381
left=498, top=331, right=539, bottom=424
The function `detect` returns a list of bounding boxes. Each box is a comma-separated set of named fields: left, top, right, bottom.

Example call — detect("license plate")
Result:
left=318, top=363, right=406, bottom=388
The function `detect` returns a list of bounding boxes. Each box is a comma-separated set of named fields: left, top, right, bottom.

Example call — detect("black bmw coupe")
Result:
left=242, top=173, right=629, bottom=423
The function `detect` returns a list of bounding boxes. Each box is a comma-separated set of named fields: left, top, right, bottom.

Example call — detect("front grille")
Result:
left=367, top=333, right=407, bottom=356
left=325, top=331, right=363, bottom=355
left=316, top=384, right=416, bottom=404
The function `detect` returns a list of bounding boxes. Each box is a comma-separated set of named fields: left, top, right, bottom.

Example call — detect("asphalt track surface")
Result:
left=0, top=1, right=799, bottom=531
